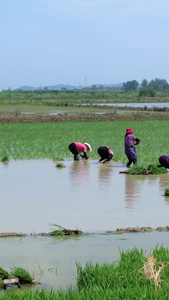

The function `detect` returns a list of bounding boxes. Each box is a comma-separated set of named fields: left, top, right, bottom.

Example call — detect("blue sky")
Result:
left=0, top=0, right=169, bottom=90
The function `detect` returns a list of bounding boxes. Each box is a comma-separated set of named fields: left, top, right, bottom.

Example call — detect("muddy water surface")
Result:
left=1, top=159, right=169, bottom=291
left=1, top=159, right=169, bottom=233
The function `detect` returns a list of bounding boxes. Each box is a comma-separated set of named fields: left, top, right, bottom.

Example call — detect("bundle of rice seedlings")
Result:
left=126, top=165, right=147, bottom=175
left=56, top=163, right=65, bottom=168
left=0, top=266, right=9, bottom=280
left=165, top=188, right=169, bottom=196
left=147, top=164, right=167, bottom=174
left=126, top=164, right=166, bottom=175
left=143, top=254, right=164, bottom=288
left=1, top=155, right=9, bottom=162
left=49, top=224, right=83, bottom=236
left=11, top=267, right=34, bottom=284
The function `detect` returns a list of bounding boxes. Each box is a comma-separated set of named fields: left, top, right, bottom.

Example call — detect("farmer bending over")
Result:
left=68, top=142, right=92, bottom=161
left=158, top=154, right=169, bottom=168
left=98, top=145, right=114, bottom=163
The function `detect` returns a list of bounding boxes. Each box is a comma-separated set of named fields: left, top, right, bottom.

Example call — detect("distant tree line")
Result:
left=122, top=78, right=169, bottom=91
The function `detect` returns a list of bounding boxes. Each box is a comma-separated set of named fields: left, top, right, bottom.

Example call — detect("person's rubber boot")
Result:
left=126, top=162, right=131, bottom=168
left=74, top=154, right=80, bottom=161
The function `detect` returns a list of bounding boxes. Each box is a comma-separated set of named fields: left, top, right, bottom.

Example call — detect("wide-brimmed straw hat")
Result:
left=84, top=143, right=92, bottom=152
left=126, top=128, right=133, bottom=134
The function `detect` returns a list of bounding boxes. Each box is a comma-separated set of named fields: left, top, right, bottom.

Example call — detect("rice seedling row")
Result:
left=0, top=120, right=169, bottom=166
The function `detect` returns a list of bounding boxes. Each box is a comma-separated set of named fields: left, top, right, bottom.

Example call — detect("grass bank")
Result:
left=0, top=120, right=168, bottom=165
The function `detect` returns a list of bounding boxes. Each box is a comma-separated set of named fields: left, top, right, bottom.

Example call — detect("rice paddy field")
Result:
left=1, top=91, right=169, bottom=298
left=0, top=120, right=168, bottom=166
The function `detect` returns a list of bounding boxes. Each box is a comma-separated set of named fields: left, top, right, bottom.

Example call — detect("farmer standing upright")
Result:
left=124, top=128, right=140, bottom=168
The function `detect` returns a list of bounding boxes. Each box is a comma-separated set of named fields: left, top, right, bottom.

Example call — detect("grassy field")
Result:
left=0, top=120, right=169, bottom=165
left=1, top=89, right=169, bottom=104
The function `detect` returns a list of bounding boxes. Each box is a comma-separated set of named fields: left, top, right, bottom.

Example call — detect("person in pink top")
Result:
left=68, top=142, right=92, bottom=161
left=97, top=145, right=114, bottom=163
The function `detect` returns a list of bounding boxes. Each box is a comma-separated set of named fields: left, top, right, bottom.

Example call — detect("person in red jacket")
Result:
left=68, top=142, right=92, bottom=161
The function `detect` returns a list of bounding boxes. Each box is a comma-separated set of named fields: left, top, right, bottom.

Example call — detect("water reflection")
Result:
left=1, top=160, right=169, bottom=233
left=91, top=102, right=169, bottom=108
left=98, top=163, right=113, bottom=189
left=69, top=160, right=90, bottom=187
left=124, top=174, right=160, bottom=210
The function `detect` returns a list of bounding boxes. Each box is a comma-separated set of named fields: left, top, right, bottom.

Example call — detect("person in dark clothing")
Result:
left=158, top=154, right=169, bottom=168
left=97, top=145, right=114, bottom=163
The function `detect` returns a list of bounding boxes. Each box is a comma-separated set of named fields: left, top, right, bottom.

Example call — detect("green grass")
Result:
left=1, top=89, right=169, bottom=104
left=0, top=120, right=169, bottom=165
left=0, top=247, right=169, bottom=299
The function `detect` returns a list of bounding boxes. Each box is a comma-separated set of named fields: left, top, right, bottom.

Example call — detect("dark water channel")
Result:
left=1, top=159, right=169, bottom=291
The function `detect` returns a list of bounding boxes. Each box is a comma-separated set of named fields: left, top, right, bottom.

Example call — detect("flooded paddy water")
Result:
left=1, top=159, right=169, bottom=291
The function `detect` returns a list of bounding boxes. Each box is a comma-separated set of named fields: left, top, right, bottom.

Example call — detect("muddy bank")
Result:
left=2, top=226, right=169, bottom=237
left=1, top=112, right=169, bottom=123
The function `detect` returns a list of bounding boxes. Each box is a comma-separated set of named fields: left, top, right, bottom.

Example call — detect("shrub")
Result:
left=138, top=88, right=156, bottom=97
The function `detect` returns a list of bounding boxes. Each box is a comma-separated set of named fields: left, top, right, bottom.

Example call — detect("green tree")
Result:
left=148, top=78, right=169, bottom=90
left=141, top=79, right=148, bottom=89
left=123, top=80, right=139, bottom=91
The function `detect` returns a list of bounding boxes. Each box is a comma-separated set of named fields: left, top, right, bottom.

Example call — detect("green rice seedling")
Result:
left=1, top=154, right=9, bottom=162
left=76, top=247, right=169, bottom=298
left=1, top=248, right=169, bottom=298
left=126, top=165, right=147, bottom=175
left=0, top=120, right=169, bottom=166
left=164, top=188, right=169, bottom=196
left=0, top=266, right=9, bottom=280
left=10, top=266, right=34, bottom=284
left=56, top=163, right=65, bottom=168
left=147, top=164, right=167, bottom=174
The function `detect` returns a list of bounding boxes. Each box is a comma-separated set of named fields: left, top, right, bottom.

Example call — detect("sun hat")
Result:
left=84, top=143, right=92, bottom=152
left=126, top=128, right=133, bottom=134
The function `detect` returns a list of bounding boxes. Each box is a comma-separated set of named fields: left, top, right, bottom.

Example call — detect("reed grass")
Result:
left=0, top=120, right=169, bottom=166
